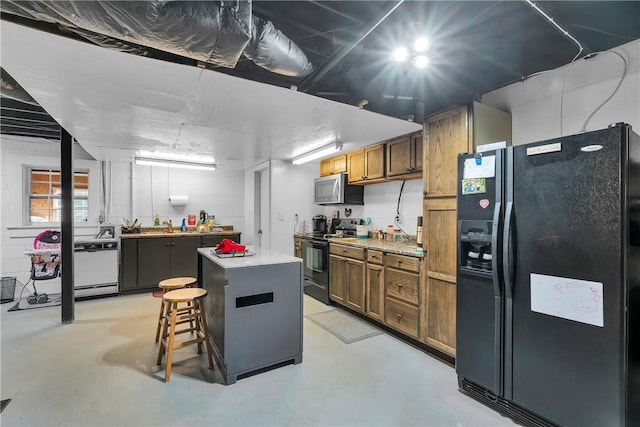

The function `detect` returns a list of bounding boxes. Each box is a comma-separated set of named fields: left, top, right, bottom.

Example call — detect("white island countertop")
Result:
left=197, top=246, right=301, bottom=269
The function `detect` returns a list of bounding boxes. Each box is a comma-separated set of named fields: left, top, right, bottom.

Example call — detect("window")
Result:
left=26, top=168, right=89, bottom=224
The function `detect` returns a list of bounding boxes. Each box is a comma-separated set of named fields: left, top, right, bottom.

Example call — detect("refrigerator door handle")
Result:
left=503, top=201, right=514, bottom=298
left=491, top=201, right=502, bottom=298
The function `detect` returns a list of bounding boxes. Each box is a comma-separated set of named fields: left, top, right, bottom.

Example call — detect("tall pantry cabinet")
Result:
left=421, top=101, right=511, bottom=357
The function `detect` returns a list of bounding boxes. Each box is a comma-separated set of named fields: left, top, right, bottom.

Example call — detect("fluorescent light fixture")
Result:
left=137, top=150, right=215, bottom=164
left=292, top=141, right=343, bottom=165
left=135, top=157, right=217, bottom=171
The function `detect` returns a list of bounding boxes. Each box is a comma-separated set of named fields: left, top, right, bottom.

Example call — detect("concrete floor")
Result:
left=1, top=293, right=517, bottom=427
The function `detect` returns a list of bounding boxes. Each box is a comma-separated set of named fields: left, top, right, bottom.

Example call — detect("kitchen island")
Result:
left=197, top=246, right=303, bottom=385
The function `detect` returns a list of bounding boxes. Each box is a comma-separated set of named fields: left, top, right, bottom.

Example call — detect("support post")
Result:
left=60, top=127, right=75, bottom=323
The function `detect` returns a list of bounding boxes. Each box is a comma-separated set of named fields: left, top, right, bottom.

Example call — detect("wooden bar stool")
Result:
left=154, top=277, right=197, bottom=342
left=157, top=288, right=214, bottom=382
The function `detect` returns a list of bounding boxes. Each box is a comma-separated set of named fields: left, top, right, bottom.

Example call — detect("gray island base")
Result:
left=197, top=247, right=303, bottom=385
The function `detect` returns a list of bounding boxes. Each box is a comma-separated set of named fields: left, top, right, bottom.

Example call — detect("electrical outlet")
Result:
left=278, top=212, right=284, bottom=221
left=395, top=215, right=401, bottom=223
left=294, top=213, right=299, bottom=221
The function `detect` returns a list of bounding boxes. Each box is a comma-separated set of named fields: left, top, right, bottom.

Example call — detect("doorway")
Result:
left=254, top=163, right=270, bottom=249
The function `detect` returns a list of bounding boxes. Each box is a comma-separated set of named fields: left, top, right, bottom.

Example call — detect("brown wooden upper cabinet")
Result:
left=423, top=102, right=511, bottom=198
left=386, top=131, right=423, bottom=180
left=348, top=143, right=385, bottom=184
left=319, top=154, right=347, bottom=177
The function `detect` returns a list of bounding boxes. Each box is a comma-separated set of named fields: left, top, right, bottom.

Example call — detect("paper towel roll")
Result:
left=169, top=195, right=189, bottom=207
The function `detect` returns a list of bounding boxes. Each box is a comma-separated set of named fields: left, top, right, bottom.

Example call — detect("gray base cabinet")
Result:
left=119, top=233, right=240, bottom=293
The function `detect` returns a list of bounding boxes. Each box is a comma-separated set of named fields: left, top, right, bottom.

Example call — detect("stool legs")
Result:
left=155, top=299, right=166, bottom=343
left=157, top=296, right=213, bottom=382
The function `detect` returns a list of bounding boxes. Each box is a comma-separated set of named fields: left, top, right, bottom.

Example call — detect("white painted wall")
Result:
left=0, top=136, right=244, bottom=296
left=482, top=39, right=640, bottom=145
left=132, top=164, right=244, bottom=231
left=0, top=136, right=103, bottom=293
left=270, top=159, right=317, bottom=254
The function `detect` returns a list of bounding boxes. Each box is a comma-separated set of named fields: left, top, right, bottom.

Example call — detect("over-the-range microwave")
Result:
left=314, top=173, right=364, bottom=205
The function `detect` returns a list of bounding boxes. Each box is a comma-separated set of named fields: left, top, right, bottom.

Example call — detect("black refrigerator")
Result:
left=456, top=123, right=640, bottom=427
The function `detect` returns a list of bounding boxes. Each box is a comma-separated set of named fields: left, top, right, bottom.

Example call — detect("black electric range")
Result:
left=300, top=218, right=360, bottom=304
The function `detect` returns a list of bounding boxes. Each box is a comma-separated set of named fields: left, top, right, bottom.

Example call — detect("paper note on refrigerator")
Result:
left=530, top=273, right=604, bottom=327
left=463, top=155, right=495, bottom=179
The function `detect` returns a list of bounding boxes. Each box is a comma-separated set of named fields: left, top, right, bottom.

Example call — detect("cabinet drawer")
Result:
left=385, top=298, right=419, bottom=339
left=330, top=244, right=365, bottom=260
left=386, top=253, right=420, bottom=272
left=367, top=250, right=384, bottom=264
left=385, top=268, right=419, bottom=304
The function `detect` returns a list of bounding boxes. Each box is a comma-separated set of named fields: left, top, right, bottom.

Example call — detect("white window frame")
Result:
left=23, top=166, right=90, bottom=226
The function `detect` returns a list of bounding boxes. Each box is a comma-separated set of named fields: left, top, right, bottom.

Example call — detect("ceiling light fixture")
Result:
left=137, top=150, right=215, bottom=164
left=134, top=157, right=217, bottom=171
left=292, top=141, right=343, bottom=165
left=390, top=36, right=431, bottom=69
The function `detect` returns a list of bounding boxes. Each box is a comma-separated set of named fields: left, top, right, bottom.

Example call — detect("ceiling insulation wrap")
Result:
left=0, top=0, right=313, bottom=76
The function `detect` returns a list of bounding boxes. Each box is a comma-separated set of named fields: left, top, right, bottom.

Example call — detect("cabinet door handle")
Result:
left=397, top=314, right=403, bottom=320
left=397, top=283, right=403, bottom=289
left=165, top=243, right=170, bottom=246
left=171, top=243, right=176, bottom=246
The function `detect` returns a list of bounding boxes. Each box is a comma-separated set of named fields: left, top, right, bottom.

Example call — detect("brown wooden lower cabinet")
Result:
left=422, top=197, right=457, bottom=357
left=329, top=244, right=365, bottom=313
left=425, top=275, right=456, bottom=355
left=365, top=250, right=384, bottom=321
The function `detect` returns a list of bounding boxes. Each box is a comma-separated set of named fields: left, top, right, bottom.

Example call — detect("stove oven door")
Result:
left=301, top=238, right=330, bottom=304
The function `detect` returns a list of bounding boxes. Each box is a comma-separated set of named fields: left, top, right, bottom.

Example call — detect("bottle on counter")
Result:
left=386, top=225, right=394, bottom=242
left=154, top=214, right=160, bottom=227
left=416, top=216, right=423, bottom=247
left=180, top=218, right=187, bottom=232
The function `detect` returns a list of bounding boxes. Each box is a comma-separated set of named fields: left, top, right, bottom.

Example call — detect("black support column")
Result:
left=60, top=128, right=75, bottom=323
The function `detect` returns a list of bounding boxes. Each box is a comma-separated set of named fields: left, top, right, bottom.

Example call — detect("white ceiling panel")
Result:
left=1, top=20, right=421, bottom=169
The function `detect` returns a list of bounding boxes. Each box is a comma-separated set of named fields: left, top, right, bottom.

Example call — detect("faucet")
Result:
left=162, top=220, right=173, bottom=233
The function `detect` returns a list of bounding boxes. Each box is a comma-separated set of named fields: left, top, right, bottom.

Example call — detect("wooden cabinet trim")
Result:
left=427, top=271, right=456, bottom=284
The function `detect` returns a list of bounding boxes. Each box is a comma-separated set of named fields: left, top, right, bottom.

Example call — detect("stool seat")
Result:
left=163, top=288, right=207, bottom=303
left=159, top=276, right=197, bottom=288
left=154, top=277, right=196, bottom=343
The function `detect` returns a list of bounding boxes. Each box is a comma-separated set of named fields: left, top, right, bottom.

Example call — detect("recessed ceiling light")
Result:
left=413, top=37, right=430, bottom=52
left=412, top=55, right=430, bottom=69
left=390, top=46, right=409, bottom=62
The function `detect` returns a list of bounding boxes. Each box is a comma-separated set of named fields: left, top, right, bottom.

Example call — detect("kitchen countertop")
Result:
left=198, top=246, right=301, bottom=269
left=326, top=237, right=425, bottom=258
left=120, top=230, right=240, bottom=239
